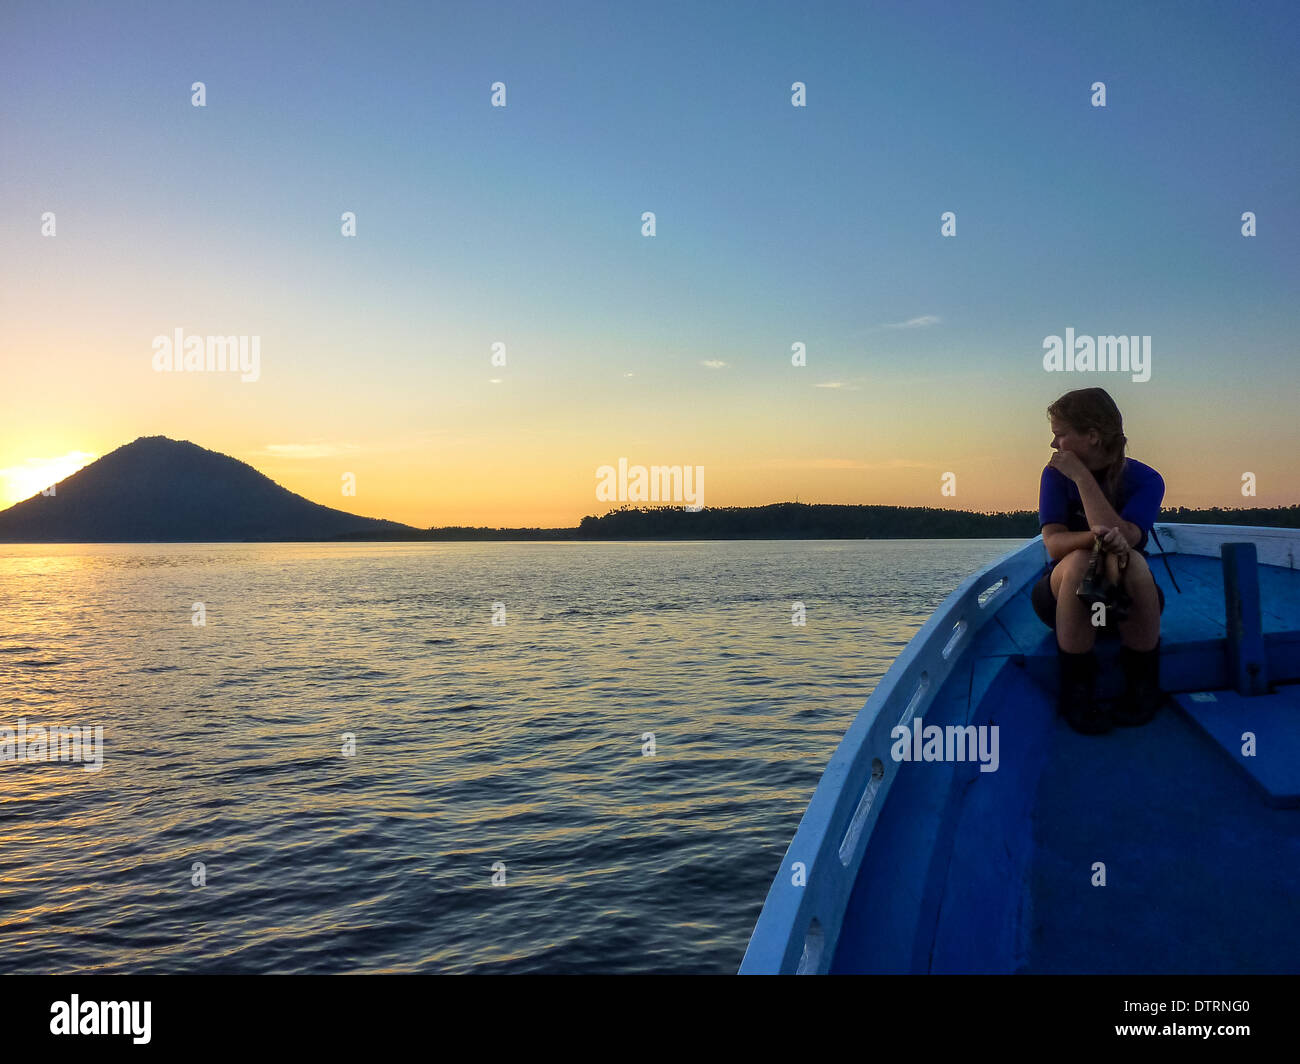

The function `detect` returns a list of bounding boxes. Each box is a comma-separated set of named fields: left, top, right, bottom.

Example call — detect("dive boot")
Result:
left=1058, top=646, right=1109, bottom=734
left=1113, top=639, right=1163, bottom=726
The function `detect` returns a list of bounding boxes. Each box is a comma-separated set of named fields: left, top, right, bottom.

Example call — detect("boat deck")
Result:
left=1025, top=681, right=1300, bottom=973
left=830, top=549, right=1300, bottom=973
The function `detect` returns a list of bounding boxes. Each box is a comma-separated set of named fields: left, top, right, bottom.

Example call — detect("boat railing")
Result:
left=1149, top=521, right=1298, bottom=568
left=739, top=535, right=1050, bottom=974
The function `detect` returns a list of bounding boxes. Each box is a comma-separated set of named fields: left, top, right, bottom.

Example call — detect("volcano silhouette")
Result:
left=0, top=436, right=415, bottom=542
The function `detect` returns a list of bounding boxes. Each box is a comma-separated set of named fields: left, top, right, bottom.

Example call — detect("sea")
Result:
left=0, top=538, right=1023, bottom=973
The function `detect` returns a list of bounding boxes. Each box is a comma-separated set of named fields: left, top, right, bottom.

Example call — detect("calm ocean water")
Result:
left=0, top=539, right=1022, bottom=973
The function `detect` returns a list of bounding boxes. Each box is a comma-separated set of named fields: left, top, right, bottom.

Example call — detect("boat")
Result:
left=740, top=523, right=1300, bottom=974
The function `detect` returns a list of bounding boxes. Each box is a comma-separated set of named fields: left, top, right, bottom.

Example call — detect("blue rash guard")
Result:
left=1039, top=457, right=1164, bottom=571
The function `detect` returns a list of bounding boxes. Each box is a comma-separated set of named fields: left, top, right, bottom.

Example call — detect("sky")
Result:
left=1, top=0, right=1297, bottom=528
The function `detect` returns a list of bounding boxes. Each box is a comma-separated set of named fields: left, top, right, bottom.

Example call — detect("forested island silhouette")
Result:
left=349, top=502, right=1300, bottom=541
left=1, top=436, right=1296, bottom=542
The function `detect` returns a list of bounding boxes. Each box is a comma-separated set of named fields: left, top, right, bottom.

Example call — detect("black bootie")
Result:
left=1113, top=639, right=1163, bottom=726
left=1057, top=645, right=1109, bottom=734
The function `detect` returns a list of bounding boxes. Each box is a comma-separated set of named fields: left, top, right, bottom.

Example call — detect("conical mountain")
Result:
left=0, top=436, right=415, bottom=542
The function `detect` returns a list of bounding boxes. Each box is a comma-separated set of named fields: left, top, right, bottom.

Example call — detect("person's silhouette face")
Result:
left=1050, top=418, right=1103, bottom=469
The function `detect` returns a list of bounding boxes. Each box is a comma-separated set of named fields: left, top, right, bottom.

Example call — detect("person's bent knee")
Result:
left=1057, top=548, right=1092, bottom=574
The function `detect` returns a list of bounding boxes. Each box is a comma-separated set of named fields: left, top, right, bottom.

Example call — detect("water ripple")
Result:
left=0, top=538, right=1018, bottom=973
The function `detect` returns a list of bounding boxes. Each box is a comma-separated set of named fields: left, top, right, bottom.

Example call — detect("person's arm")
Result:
left=1117, top=468, right=1164, bottom=552
left=1042, top=523, right=1095, bottom=561
left=1075, top=472, right=1140, bottom=548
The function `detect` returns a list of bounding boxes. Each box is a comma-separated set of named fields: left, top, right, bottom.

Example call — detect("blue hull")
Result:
left=740, top=524, right=1300, bottom=973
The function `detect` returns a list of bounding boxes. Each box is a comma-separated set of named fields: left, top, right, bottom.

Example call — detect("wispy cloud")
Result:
left=700, top=359, right=727, bottom=369
left=814, top=381, right=859, bottom=390
left=0, top=451, right=98, bottom=478
left=883, top=315, right=941, bottom=329
left=748, top=457, right=934, bottom=471
left=254, top=443, right=362, bottom=459
left=253, top=435, right=467, bottom=459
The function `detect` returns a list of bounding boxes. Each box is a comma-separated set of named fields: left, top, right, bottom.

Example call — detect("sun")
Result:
left=0, top=452, right=98, bottom=508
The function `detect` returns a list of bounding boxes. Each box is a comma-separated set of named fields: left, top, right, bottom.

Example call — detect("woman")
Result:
left=1032, top=387, right=1166, bottom=734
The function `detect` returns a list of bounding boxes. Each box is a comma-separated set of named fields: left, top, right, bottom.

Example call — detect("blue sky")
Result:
left=1, top=0, right=1296, bottom=525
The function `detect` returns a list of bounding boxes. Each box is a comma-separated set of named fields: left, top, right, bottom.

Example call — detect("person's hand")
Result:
left=1091, top=525, right=1130, bottom=556
left=1049, top=450, right=1089, bottom=483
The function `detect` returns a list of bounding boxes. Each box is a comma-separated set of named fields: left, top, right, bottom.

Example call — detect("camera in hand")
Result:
left=1075, top=538, right=1132, bottom=622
